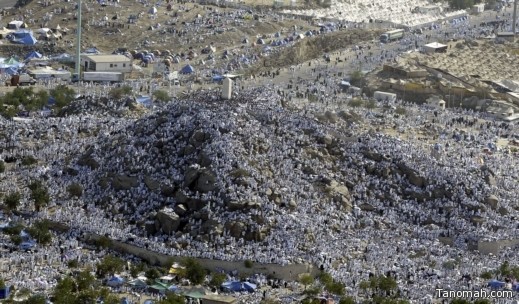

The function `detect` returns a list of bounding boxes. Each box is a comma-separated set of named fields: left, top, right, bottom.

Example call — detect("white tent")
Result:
left=424, top=42, right=448, bottom=54
left=148, top=6, right=158, bottom=14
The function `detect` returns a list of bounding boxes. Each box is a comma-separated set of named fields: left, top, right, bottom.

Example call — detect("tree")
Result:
left=50, top=85, right=76, bottom=109
left=209, top=273, right=227, bottom=288
left=75, top=289, right=97, bottom=304
left=319, top=272, right=333, bottom=286
left=349, top=70, right=366, bottom=87
left=244, top=260, right=254, bottom=268
left=29, top=183, right=50, bottom=212
left=109, top=86, right=133, bottom=99
left=157, top=293, right=186, bottom=304
left=145, top=268, right=162, bottom=284
left=26, top=220, right=53, bottom=245
left=299, top=273, right=314, bottom=290
left=67, top=259, right=79, bottom=269
left=326, top=281, right=345, bottom=296
left=499, top=261, right=511, bottom=277
left=2, top=222, right=24, bottom=236
left=94, top=235, right=112, bottom=248
left=181, top=257, right=206, bottom=285
left=66, top=183, right=83, bottom=198
left=103, top=294, right=121, bottom=304
left=96, top=255, right=125, bottom=278
left=0, top=160, right=5, bottom=173
left=53, top=276, right=78, bottom=304
left=76, top=270, right=96, bottom=292
left=22, top=294, right=46, bottom=304
left=153, top=90, right=170, bottom=102
left=339, top=296, right=356, bottom=304
left=480, top=271, right=493, bottom=280
left=21, top=156, right=38, bottom=166
left=3, top=192, right=20, bottom=211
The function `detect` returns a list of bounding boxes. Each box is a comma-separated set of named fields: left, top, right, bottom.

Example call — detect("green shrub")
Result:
left=244, top=260, right=254, bottom=268
left=21, top=155, right=37, bottom=166
left=66, top=183, right=83, bottom=198
left=153, top=90, right=170, bottom=102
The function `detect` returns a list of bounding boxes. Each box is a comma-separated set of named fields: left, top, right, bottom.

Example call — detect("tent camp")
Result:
left=25, top=51, right=43, bottom=60
left=106, top=276, right=125, bottom=287
left=221, top=281, right=257, bottom=293
left=7, top=21, right=25, bottom=30
left=11, top=31, right=37, bottom=45
left=149, top=281, right=169, bottom=293
left=84, top=47, right=100, bottom=54
left=423, top=42, right=448, bottom=54
left=128, top=279, right=147, bottom=289
left=180, top=64, right=194, bottom=74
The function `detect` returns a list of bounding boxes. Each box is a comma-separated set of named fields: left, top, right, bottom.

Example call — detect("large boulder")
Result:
left=186, top=198, right=207, bottom=211
left=397, top=163, right=426, bottom=187
left=189, top=130, right=210, bottom=147
left=155, top=208, right=181, bottom=234
left=184, top=166, right=217, bottom=193
left=112, top=175, right=139, bottom=191
left=225, top=221, right=245, bottom=238
left=144, top=176, right=160, bottom=191
left=325, top=180, right=352, bottom=211
left=201, top=219, right=223, bottom=235
left=196, top=169, right=217, bottom=192
left=484, top=195, right=499, bottom=210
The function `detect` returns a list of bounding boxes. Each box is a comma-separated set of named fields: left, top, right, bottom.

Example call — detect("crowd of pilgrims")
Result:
left=0, top=85, right=518, bottom=302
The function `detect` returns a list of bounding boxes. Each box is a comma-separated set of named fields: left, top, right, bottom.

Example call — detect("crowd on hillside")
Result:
left=1, top=2, right=519, bottom=304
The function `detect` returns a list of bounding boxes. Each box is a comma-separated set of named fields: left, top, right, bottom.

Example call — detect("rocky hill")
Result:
left=55, top=88, right=509, bottom=261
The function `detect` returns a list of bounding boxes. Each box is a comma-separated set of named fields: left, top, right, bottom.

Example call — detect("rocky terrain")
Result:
left=50, top=88, right=511, bottom=259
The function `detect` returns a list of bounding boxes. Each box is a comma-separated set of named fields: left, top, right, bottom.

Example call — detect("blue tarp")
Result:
left=180, top=64, right=194, bottom=74
left=107, top=276, right=125, bottom=287
left=4, top=67, right=18, bottom=75
left=243, top=282, right=257, bottom=292
left=13, top=33, right=37, bottom=45
left=84, top=47, right=100, bottom=54
left=221, top=281, right=256, bottom=293
left=488, top=279, right=505, bottom=289
left=136, top=95, right=152, bottom=106
left=212, top=75, right=224, bottom=82
left=25, top=51, right=42, bottom=60
left=120, top=298, right=130, bottom=304
left=221, top=281, right=243, bottom=292
left=143, top=300, right=154, bottom=304
left=168, top=285, right=179, bottom=292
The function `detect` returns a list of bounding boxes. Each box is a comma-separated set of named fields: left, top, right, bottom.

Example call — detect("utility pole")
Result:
left=513, top=0, right=518, bottom=35
left=75, top=0, right=82, bottom=81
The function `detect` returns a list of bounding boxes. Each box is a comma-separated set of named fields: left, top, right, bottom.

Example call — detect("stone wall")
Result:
left=477, top=239, right=519, bottom=255
left=88, top=234, right=318, bottom=281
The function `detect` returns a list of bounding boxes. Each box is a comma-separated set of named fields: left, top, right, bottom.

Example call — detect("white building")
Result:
left=82, top=55, right=132, bottom=73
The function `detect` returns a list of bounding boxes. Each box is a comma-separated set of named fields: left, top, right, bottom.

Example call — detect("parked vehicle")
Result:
left=380, top=29, right=404, bottom=43
left=72, top=72, right=124, bottom=83
left=5, top=74, right=36, bottom=86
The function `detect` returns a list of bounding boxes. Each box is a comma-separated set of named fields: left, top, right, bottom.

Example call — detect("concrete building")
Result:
left=82, top=55, right=132, bottom=73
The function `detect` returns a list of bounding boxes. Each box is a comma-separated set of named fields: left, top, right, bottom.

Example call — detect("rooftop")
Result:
left=83, top=55, right=131, bottom=63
